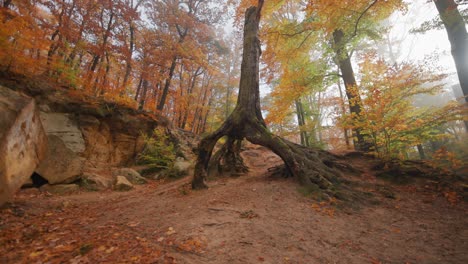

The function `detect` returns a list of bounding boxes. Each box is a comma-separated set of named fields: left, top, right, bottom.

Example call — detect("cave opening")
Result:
left=29, top=172, right=48, bottom=188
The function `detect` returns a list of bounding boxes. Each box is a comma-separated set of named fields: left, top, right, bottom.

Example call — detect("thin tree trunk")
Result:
left=138, top=79, right=149, bottom=110
left=295, top=99, right=309, bottom=146
left=157, top=57, right=177, bottom=112
left=3, top=0, right=12, bottom=8
left=134, top=74, right=143, bottom=101
left=336, top=69, right=351, bottom=149
left=333, top=29, right=370, bottom=151
left=121, top=23, right=135, bottom=96
left=417, top=144, right=426, bottom=159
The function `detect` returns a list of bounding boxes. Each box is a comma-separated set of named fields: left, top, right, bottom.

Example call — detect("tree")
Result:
left=149, top=0, right=224, bottom=113
left=344, top=52, right=467, bottom=159
left=192, top=2, right=349, bottom=192
left=433, top=0, right=468, bottom=101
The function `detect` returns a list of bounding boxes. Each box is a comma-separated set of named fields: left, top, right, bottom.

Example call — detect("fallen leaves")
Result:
left=311, top=199, right=337, bottom=217
left=166, top=227, right=177, bottom=235
left=443, top=191, right=459, bottom=206
left=177, top=237, right=207, bottom=254
left=239, top=210, right=259, bottom=219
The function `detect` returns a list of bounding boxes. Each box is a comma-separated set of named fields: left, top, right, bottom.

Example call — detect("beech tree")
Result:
left=345, top=53, right=466, bottom=159
left=433, top=0, right=468, bottom=102
left=306, top=0, right=406, bottom=151
left=192, top=2, right=350, bottom=191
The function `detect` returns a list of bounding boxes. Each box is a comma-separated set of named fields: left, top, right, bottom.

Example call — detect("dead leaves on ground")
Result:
left=239, top=210, right=259, bottom=219
left=0, top=204, right=183, bottom=263
left=311, top=198, right=337, bottom=217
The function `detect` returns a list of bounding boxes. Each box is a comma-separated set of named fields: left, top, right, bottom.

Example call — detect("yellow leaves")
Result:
left=305, top=0, right=406, bottom=34
left=28, top=251, right=43, bottom=258
left=443, top=191, right=459, bottom=206
left=97, top=245, right=117, bottom=254
left=310, top=198, right=337, bottom=217
left=346, top=53, right=464, bottom=158
left=430, top=147, right=464, bottom=172
left=166, top=226, right=177, bottom=235
left=177, top=237, right=207, bottom=253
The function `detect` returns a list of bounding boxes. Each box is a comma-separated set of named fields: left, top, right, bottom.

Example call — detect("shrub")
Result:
left=137, top=128, right=176, bottom=172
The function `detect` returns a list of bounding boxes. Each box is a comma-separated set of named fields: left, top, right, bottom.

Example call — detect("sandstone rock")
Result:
left=79, top=119, right=146, bottom=168
left=36, top=112, right=87, bottom=184
left=39, top=112, right=85, bottom=154
left=40, top=184, right=79, bottom=195
left=114, top=176, right=133, bottom=191
left=112, top=168, right=147, bottom=185
left=36, top=135, right=85, bottom=184
left=0, top=86, right=47, bottom=206
left=81, top=172, right=113, bottom=191
left=174, top=157, right=192, bottom=173
left=21, top=177, right=34, bottom=189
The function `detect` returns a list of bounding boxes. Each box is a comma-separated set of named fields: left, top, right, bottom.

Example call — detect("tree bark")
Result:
left=434, top=0, right=468, bottom=130
left=417, top=144, right=426, bottom=159
left=192, top=4, right=349, bottom=192
left=434, top=0, right=468, bottom=103
left=295, top=98, right=309, bottom=146
left=157, top=57, right=177, bottom=112
left=3, top=0, right=12, bottom=8
left=336, top=71, right=351, bottom=149
left=121, top=22, right=135, bottom=96
left=333, top=29, right=370, bottom=151
left=138, top=79, right=149, bottom=110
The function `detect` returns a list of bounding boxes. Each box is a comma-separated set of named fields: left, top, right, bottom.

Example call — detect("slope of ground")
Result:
left=1, top=146, right=467, bottom=264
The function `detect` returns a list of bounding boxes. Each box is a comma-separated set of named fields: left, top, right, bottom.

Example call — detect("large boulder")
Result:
left=39, top=112, right=85, bottom=153
left=36, top=135, right=85, bottom=184
left=36, top=113, right=86, bottom=184
left=0, top=86, right=47, bottom=206
left=114, top=176, right=133, bottom=191
left=81, top=172, right=113, bottom=191
left=112, top=168, right=147, bottom=185
left=174, top=157, right=192, bottom=173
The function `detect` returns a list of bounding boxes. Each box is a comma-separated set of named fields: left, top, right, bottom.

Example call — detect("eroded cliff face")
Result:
left=0, top=73, right=164, bottom=186
left=0, top=85, right=47, bottom=205
left=37, top=109, right=153, bottom=183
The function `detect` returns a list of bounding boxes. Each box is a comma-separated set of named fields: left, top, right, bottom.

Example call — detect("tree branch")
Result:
left=349, top=0, right=379, bottom=41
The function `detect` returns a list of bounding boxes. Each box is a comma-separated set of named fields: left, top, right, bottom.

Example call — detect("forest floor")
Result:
left=1, top=145, right=467, bottom=264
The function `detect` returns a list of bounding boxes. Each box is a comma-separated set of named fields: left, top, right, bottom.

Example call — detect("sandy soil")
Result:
left=1, top=146, right=467, bottom=264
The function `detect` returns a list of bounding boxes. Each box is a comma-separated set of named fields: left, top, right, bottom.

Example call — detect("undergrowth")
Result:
left=137, top=128, right=176, bottom=173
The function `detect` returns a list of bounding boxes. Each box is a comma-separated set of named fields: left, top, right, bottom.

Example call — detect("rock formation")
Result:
left=0, top=85, right=47, bottom=205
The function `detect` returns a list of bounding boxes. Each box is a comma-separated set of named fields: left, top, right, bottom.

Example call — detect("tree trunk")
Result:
left=134, top=74, right=143, bottom=101
left=337, top=68, right=351, bottom=149
left=121, top=22, right=135, bottom=96
left=333, top=29, right=370, bottom=151
left=417, top=144, right=426, bottom=160
left=138, top=79, right=149, bottom=110
left=3, top=0, right=12, bottom=8
left=157, top=57, right=177, bottom=112
left=295, top=98, right=309, bottom=146
left=434, top=0, right=468, bottom=130
left=434, top=0, right=468, bottom=103
left=192, top=4, right=350, bottom=192
left=208, top=138, right=249, bottom=177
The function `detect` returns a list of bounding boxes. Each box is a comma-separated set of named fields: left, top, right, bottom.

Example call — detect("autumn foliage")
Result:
left=0, top=0, right=466, bottom=163
left=0, top=0, right=234, bottom=134
left=342, top=53, right=467, bottom=158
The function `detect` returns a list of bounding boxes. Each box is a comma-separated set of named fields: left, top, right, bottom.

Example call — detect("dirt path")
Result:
left=1, top=146, right=467, bottom=264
